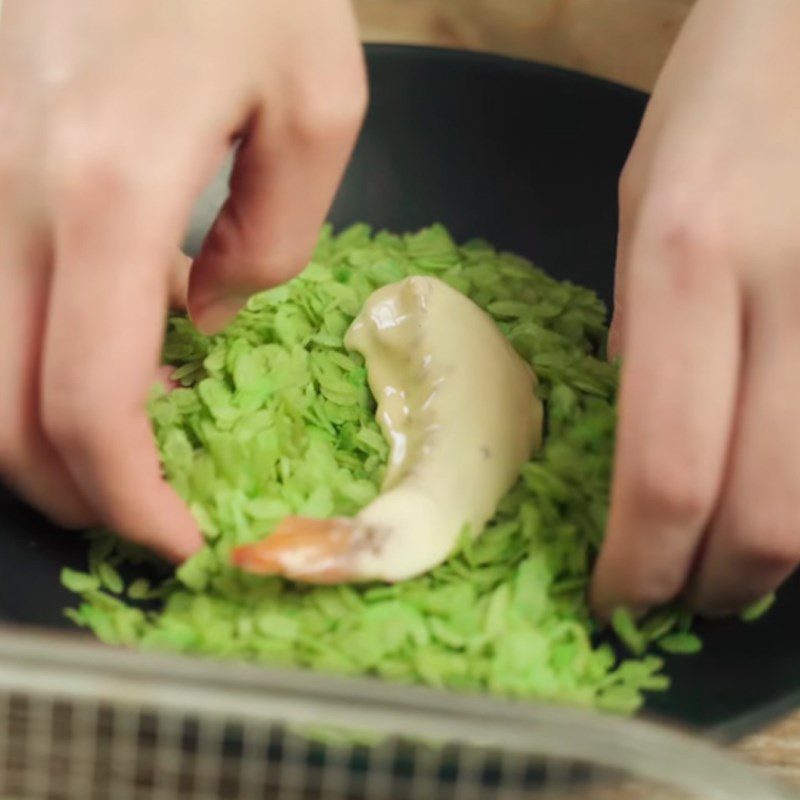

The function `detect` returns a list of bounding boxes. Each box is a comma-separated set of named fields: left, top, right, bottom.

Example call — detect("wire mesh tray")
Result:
left=0, top=625, right=794, bottom=800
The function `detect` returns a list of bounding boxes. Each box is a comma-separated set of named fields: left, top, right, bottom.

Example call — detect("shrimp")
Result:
left=231, top=276, right=542, bottom=584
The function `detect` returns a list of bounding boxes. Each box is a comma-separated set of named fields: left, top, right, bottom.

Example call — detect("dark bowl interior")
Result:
left=1, top=44, right=799, bottom=739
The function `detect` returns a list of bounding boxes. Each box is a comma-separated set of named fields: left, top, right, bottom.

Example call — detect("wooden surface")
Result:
left=353, top=0, right=800, bottom=793
left=739, top=714, right=800, bottom=790
left=355, top=0, right=693, bottom=91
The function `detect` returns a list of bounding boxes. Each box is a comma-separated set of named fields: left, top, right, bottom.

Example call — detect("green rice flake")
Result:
left=61, top=569, right=100, bottom=594
left=97, top=562, right=125, bottom=595
left=611, top=608, right=647, bottom=657
left=128, top=579, right=153, bottom=600
left=658, top=633, right=703, bottom=655
left=740, top=593, right=776, bottom=622
left=61, top=224, right=736, bottom=716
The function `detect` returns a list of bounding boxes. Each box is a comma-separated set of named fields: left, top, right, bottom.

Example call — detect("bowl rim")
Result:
left=360, top=41, right=650, bottom=102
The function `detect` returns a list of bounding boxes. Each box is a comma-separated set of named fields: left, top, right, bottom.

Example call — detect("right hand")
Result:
left=592, top=0, right=800, bottom=618
left=0, top=0, right=367, bottom=560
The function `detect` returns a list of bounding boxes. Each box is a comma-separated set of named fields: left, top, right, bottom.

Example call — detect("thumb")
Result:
left=188, top=90, right=365, bottom=335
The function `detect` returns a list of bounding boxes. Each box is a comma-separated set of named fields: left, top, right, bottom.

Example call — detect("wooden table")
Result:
left=739, top=715, right=800, bottom=789
left=354, top=0, right=800, bottom=791
left=354, top=0, right=693, bottom=91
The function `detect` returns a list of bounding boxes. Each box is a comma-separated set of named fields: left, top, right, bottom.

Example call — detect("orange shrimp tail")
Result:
left=231, top=516, right=360, bottom=584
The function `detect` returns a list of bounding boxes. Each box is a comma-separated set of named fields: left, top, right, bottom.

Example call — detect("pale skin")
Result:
left=0, top=0, right=367, bottom=561
left=595, top=0, right=800, bottom=618
left=0, top=0, right=797, bottom=617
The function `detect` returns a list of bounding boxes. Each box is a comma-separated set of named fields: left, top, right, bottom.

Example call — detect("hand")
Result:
left=591, top=0, right=800, bottom=617
left=0, top=0, right=367, bottom=560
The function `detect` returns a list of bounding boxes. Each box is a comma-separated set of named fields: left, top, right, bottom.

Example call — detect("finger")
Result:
left=0, top=90, right=95, bottom=527
left=689, top=279, right=800, bottom=614
left=608, top=165, right=638, bottom=359
left=42, top=162, right=204, bottom=562
left=591, top=210, right=741, bottom=618
left=188, top=50, right=367, bottom=334
left=0, top=207, right=95, bottom=528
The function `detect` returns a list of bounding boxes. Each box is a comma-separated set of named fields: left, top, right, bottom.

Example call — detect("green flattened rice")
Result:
left=63, top=224, right=713, bottom=713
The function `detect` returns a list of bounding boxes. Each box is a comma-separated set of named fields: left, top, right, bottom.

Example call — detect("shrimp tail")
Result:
left=231, top=516, right=362, bottom=584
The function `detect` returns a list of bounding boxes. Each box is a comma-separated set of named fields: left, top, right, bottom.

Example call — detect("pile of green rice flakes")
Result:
left=62, top=223, right=707, bottom=715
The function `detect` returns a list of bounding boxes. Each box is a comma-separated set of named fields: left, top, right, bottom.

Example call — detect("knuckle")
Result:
left=48, top=116, right=140, bottom=206
left=57, top=151, right=136, bottom=208
left=633, top=185, right=735, bottom=300
left=642, top=182, right=730, bottom=264
left=631, top=454, right=714, bottom=527
left=288, top=64, right=368, bottom=144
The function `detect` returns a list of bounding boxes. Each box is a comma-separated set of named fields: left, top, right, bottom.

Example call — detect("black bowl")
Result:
left=1, top=44, right=799, bottom=739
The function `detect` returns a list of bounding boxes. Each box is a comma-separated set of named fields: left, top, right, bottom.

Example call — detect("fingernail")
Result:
left=191, top=292, right=249, bottom=335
